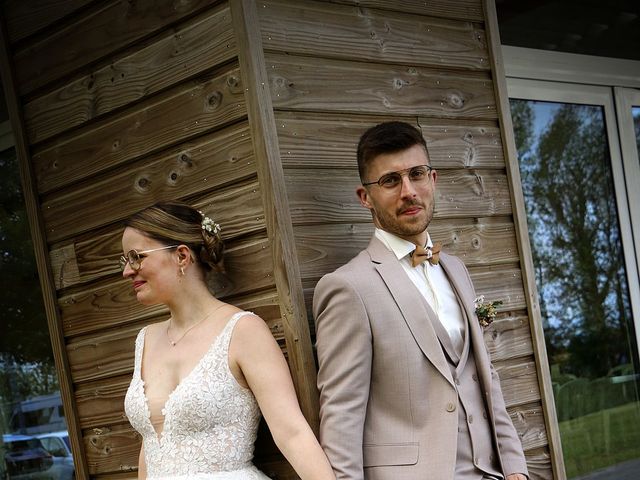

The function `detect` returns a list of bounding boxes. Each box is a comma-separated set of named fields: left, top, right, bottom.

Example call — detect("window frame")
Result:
left=503, top=47, right=640, bottom=378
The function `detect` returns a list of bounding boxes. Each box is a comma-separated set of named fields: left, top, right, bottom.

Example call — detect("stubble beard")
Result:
left=374, top=199, right=435, bottom=239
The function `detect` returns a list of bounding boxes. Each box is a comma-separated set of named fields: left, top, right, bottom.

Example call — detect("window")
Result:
left=505, top=48, right=640, bottom=479
left=0, top=119, right=73, bottom=479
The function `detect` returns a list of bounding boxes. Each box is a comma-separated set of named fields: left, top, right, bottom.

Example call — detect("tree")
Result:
left=511, top=101, right=635, bottom=379
left=0, top=147, right=53, bottom=365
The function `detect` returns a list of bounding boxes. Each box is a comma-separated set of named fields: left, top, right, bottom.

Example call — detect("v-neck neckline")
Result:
left=137, top=314, right=236, bottom=443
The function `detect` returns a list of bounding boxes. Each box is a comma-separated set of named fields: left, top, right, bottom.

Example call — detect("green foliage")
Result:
left=510, top=98, right=535, bottom=158
left=560, top=402, right=640, bottom=478
left=0, top=147, right=51, bottom=364
left=510, top=100, right=635, bottom=380
left=0, top=357, right=60, bottom=428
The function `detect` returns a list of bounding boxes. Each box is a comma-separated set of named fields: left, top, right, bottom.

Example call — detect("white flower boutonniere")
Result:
left=474, top=295, right=503, bottom=328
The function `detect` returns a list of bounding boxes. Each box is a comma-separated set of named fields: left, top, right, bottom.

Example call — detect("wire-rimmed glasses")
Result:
left=362, top=164, right=434, bottom=191
left=119, top=245, right=179, bottom=272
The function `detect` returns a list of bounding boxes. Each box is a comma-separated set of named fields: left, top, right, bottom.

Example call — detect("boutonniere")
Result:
left=474, top=295, right=503, bottom=328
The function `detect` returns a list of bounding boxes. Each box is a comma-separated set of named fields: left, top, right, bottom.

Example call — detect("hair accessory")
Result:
left=198, top=210, right=221, bottom=235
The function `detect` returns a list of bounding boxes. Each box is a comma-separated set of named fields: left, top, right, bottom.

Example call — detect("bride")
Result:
left=121, top=202, right=335, bottom=479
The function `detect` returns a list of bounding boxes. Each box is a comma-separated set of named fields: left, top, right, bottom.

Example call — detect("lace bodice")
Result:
left=124, top=312, right=268, bottom=479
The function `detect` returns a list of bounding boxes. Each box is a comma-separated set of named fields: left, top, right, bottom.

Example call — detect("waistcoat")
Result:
left=427, top=298, right=502, bottom=480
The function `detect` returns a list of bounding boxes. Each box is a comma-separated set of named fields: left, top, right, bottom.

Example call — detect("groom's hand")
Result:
left=507, top=474, right=527, bottom=480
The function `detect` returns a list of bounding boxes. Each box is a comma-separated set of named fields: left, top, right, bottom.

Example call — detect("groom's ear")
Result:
left=356, top=186, right=373, bottom=210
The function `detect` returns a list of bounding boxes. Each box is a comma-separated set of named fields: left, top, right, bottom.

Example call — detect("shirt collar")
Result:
left=374, top=228, right=433, bottom=261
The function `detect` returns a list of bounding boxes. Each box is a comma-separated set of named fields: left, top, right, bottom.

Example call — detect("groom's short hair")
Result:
left=356, top=121, right=430, bottom=182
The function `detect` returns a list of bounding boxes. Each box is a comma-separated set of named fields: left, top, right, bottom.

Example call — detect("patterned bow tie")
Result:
left=410, top=243, right=442, bottom=267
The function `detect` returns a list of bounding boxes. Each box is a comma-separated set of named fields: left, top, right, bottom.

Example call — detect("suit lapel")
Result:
left=439, top=253, right=494, bottom=402
left=367, top=238, right=455, bottom=387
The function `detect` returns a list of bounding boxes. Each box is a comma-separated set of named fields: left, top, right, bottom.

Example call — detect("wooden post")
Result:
left=229, top=0, right=320, bottom=431
left=483, top=1, right=567, bottom=478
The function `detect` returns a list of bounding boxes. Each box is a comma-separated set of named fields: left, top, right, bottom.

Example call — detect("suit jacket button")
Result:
left=446, top=402, right=456, bottom=412
left=468, top=414, right=474, bottom=423
left=472, top=373, right=478, bottom=381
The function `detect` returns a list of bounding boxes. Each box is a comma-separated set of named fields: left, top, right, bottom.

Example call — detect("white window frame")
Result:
left=615, top=86, right=640, bottom=282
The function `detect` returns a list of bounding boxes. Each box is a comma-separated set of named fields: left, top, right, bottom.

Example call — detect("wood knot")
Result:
left=136, top=176, right=151, bottom=192
left=445, top=91, right=465, bottom=109
left=271, top=75, right=293, bottom=96
left=179, top=153, right=193, bottom=167
left=392, top=78, right=408, bottom=90
left=226, top=75, right=239, bottom=88
left=464, top=145, right=477, bottom=167
left=168, top=171, right=179, bottom=183
left=471, top=236, right=481, bottom=249
left=207, top=91, right=223, bottom=109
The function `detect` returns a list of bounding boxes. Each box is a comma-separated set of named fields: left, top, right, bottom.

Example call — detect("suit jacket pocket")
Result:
left=363, top=443, right=419, bottom=467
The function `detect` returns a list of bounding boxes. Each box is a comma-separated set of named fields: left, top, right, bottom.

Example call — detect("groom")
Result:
left=313, top=121, right=528, bottom=480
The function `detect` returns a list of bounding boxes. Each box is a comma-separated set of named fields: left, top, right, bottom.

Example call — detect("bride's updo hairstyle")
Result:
left=125, top=201, right=224, bottom=272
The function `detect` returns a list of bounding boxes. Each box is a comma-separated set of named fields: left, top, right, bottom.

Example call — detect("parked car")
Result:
left=2, top=434, right=53, bottom=479
left=34, top=432, right=73, bottom=480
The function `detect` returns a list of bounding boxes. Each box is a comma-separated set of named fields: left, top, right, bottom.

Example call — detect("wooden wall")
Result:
left=255, top=0, right=554, bottom=478
left=0, top=0, right=312, bottom=478
left=0, top=0, right=557, bottom=479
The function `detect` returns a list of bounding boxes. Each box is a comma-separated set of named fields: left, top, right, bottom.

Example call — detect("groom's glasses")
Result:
left=362, top=164, right=434, bottom=192
left=119, top=245, right=178, bottom=272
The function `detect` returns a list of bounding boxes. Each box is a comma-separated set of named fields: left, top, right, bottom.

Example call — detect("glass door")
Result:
left=507, top=79, right=640, bottom=479
left=0, top=120, right=72, bottom=479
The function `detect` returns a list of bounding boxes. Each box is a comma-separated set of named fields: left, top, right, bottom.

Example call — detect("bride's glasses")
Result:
left=119, top=245, right=178, bottom=272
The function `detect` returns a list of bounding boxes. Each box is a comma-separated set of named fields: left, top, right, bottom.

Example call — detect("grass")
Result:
left=559, top=402, right=640, bottom=478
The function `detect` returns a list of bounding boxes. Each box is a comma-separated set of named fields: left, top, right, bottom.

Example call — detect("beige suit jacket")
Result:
left=313, top=236, right=528, bottom=480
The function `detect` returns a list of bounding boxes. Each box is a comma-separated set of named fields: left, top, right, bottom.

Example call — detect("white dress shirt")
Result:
left=375, top=228, right=466, bottom=353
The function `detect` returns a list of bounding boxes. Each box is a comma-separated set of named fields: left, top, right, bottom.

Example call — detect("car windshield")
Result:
left=7, top=439, right=42, bottom=451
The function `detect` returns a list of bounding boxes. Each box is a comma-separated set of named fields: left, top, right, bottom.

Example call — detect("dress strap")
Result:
left=218, top=311, right=254, bottom=353
left=132, top=326, right=147, bottom=379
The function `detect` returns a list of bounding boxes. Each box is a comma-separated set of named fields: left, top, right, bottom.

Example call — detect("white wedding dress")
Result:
left=124, top=312, right=271, bottom=479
